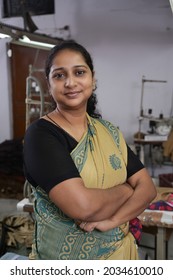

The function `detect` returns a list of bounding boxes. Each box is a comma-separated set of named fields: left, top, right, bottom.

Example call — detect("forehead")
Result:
left=52, top=49, right=87, bottom=68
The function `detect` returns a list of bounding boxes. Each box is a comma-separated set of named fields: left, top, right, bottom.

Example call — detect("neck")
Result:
left=55, top=108, right=88, bottom=142
left=56, top=107, right=87, bottom=126
left=46, top=108, right=88, bottom=141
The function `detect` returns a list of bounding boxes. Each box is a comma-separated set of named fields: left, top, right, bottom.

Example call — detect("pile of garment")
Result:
left=148, top=187, right=173, bottom=211
left=0, top=139, right=24, bottom=199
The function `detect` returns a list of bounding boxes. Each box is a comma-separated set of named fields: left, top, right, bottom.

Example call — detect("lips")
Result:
left=65, top=91, right=81, bottom=98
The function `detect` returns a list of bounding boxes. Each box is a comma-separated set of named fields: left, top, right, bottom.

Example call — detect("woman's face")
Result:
left=48, top=49, right=95, bottom=111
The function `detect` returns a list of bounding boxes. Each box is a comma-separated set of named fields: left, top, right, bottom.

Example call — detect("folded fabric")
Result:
left=148, top=198, right=173, bottom=211
left=129, top=218, right=142, bottom=243
left=152, top=187, right=173, bottom=202
left=0, top=252, right=28, bottom=260
left=148, top=187, right=173, bottom=211
left=166, top=193, right=173, bottom=207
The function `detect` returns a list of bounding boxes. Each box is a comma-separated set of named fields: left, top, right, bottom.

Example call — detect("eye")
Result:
left=75, top=70, right=85, bottom=76
left=53, top=72, right=66, bottom=79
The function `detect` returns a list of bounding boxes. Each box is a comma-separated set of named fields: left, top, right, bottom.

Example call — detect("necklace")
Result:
left=46, top=109, right=88, bottom=142
left=55, top=108, right=88, bottom=131
left=46, top=113, right=79, bottom=142
left=55, top=108, right=73, bottom=127
left=46, top=113, right=61, bottom=128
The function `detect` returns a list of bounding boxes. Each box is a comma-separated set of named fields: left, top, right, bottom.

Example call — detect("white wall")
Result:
left=0, top=0, right=173, bottom=143
left=0, top=38, right=13, bottom=141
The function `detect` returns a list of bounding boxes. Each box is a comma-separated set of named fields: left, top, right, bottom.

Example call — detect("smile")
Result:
left=65, top=91, right=81, bottom=97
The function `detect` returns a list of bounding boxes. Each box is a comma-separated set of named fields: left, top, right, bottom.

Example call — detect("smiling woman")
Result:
left=48, top=49, right=94, bottom=113
left=23, top=40, right=156, bottom=260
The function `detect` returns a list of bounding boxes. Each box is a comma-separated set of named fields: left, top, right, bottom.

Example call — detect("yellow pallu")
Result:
left=30, top=115, right=138, bottom=259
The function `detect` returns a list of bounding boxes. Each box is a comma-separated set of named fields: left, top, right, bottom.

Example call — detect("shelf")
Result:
left=134, top=138, right=164, bottom=145
left=138, top=115, right=172, bottom=123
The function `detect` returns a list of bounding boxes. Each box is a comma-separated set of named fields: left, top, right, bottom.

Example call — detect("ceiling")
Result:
left=0, top=0, right=173, bottom=43
left=108, top=0, right=171, bottom=14
left=68, top=0, right=173, bottom=42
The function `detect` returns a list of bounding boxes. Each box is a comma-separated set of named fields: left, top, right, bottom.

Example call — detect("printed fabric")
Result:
left=30, top=115, right=138, bottom=260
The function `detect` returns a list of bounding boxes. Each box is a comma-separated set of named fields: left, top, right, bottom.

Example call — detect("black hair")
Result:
left=45, top=40, right=101, bottom=118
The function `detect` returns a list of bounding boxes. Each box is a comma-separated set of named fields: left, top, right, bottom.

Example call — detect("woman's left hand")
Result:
left=79, top=219, right=116, bottom=232
left=79, top=221, right=97, bottom=232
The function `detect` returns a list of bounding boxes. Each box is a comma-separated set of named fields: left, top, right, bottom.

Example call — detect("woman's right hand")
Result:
left=49, top=177, right=134, bottom=222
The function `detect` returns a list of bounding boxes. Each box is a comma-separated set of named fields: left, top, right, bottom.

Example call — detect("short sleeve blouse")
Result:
left=23, top=119, right=144, bottom=193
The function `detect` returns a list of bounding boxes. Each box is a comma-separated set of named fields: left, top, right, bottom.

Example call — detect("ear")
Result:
left=92, top=74, right=97, bottom=91
left=92, top=71, right=95, bottom=80
left=47, top=80, right=51, bottom=95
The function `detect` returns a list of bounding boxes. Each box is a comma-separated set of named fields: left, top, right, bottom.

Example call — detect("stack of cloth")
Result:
left=138, top=187, right=173, bottom=227
left=148, top=187, right=173, bottom=211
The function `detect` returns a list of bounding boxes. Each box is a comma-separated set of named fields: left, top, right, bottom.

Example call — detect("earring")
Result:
left=93, top=84, right=97, bottom=91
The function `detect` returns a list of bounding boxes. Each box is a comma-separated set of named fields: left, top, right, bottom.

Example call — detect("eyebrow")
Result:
left=51, top=65, right=88, bottom=73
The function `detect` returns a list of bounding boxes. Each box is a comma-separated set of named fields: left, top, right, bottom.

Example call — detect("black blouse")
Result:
left=23, top=119, right=144, bottom=193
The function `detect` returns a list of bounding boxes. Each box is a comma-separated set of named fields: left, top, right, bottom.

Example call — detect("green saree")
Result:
left=29, top=115, right=138, bottom=260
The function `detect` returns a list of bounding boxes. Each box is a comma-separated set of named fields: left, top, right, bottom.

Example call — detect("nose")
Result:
left=64, top=75, right=77, bottom=88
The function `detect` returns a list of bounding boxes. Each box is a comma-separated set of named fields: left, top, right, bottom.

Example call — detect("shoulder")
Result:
left=26, top=118, right=54, bottom=132
left=24, top=119, right=61, bottom=151
left=96, top=118, right=124, bottom=145
left=25, top=118, right=60, bottom=140
left=24, top=118, right=78, bottom=152
left=94, top=117, right=128, bottom=160
left=98, top=118, right=119, bottom=131
left=92, top=117, right=119, bottom=132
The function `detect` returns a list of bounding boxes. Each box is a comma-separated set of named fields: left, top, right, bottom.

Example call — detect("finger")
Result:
left=82, top=223, right=95, bottom=232
left=80, top=221, right=87, bottom=230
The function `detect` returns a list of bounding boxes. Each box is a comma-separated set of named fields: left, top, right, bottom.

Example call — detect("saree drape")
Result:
left=30, top=115, right=138, bottom=259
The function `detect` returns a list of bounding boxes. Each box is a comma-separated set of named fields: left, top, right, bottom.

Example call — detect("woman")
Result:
left=23, top=40, right=156, bottom=260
